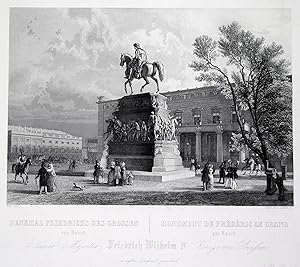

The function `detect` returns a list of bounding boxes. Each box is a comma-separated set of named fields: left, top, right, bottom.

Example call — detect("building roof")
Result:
left=98, top=86, right=219, bottom=104
left=8, top=125, right=82, bottom=139
left=162, top=86, right=217, bottom=95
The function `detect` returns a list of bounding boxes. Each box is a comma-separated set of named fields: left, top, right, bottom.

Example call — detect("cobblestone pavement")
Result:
left=7, top=172, right=293, bottom=206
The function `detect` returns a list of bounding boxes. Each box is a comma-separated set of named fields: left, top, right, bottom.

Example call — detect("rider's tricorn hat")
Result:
left=133, top=43, right=140, bottom=48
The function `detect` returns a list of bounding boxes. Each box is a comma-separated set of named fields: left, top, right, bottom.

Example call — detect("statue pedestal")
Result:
left=152, top=140, right=183, bottom=172
left=103, top=92, right=190, bottom=182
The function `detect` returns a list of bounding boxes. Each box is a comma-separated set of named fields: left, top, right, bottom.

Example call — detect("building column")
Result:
left=239, top=150, right=246, bottom=163
left=195, top=132, right=202, bottom=162
left=216, top=126, right=223, bottom=163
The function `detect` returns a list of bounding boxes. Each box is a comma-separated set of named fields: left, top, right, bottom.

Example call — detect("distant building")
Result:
left=97, top=86, right=293, bottom=171
left=83, top=138, right=98, bottom=163
left=7, top=125, right=83, bottom=161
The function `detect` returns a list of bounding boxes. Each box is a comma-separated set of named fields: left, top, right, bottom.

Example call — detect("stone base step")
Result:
left=84, top=168, right=195, bottom=182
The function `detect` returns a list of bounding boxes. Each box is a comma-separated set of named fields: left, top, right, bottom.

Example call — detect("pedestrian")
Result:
left=232, top=160, right=239, bottom=189
left=47, top=161, right=57, bottom=192
left=201, top=163, right=209, bottom=191
left=218, top=161, right=227, bottom=184
left=35, top=162, right=49, bottom=195
left=190, top=158, right=196, bottom=172
left=108, top=161, right=115, bottom=185
left=93, top=160, right=102, bottom=184
left=120, top=161, right=126, bottom=186
left=114, top=160, right=121, bottom=186
left=225, top=159, right=234, bottom=189
left=195, top=160, right=201, bottom=176
left=207, top=164, right=215, bottom=190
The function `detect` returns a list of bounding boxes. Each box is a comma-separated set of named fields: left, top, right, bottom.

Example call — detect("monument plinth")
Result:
left=101, top=92, right=193, bottom=182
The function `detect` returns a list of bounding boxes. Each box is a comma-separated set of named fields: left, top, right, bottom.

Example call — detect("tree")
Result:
left=190, top=22, right=292, bottom=192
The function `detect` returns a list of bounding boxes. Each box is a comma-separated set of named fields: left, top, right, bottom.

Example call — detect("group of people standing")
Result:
left=191, top=158, right=240, bottom=191
left=93, top=159, right=134, bottom=186
left=35, top=160, right=57, bottom=194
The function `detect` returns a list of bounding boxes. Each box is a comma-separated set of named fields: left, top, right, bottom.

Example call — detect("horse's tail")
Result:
left=153, top=62, right=164, bottom=81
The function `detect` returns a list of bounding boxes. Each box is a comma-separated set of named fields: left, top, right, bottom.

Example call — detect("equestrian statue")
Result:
left=120, top=43, right=164, bottom=95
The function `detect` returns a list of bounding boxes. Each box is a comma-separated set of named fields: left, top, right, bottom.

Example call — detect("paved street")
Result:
left=7, top=172, right=293, bottom=206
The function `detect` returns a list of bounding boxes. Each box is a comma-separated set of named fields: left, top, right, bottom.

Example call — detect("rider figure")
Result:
left=17, top=151, right=26, bottom=168
left=132, top=43, right=147, bottom=79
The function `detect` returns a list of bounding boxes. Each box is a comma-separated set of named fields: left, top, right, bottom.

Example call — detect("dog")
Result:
left=72, top=183, right=85, bottom=191
left=127, top=171, right=134, bottom=185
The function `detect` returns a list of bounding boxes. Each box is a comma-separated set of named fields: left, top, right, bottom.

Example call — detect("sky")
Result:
left=8, top=8, right=291, bottom=138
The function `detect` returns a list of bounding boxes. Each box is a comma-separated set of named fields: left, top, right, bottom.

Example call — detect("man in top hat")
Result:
left=17, top=151, right=26, bottom=169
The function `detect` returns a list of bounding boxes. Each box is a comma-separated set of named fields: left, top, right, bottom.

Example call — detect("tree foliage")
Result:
left=190, top=22, right=292, bottom=165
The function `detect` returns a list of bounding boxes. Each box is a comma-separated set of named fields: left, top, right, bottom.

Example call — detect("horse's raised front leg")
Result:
left=151, top=75, right=159, bottom=93
left=141, top=76, right=149, bottom=92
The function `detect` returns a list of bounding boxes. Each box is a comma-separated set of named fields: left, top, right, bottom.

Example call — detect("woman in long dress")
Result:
left=108, top=161, right=115, bottom=185
left=47, top=161, right=57, bottom=192
left=114, top=160, right=121, bottom=186
left=207, top=164, right=215, bottom=190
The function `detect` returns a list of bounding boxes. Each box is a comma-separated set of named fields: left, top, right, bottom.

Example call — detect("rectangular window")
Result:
left=192, top=109, right=202, bottom=125
left=176, top=115, right=182, bottom=126
left=174, top=111, right=183, bottom=126
left=212, top=112, right=221, bottom=124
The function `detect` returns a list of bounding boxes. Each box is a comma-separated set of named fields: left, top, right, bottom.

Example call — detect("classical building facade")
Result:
left=97, top=86, right=293, bottom=170
left=97, top=86, right=250, bottom=167
left=7, top=125, right=83, bottom=161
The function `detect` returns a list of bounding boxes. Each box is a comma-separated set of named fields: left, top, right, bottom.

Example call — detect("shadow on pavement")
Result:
left=9, top=189, right=38, bottom=195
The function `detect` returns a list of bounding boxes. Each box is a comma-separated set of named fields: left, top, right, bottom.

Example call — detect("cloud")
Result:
left=9, top=8, right=291, bottom=137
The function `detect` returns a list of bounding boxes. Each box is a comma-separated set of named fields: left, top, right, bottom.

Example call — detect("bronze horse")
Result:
left=120, top=53, right=164, bottom=94
left=12, top=158, right=32, bottom=184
